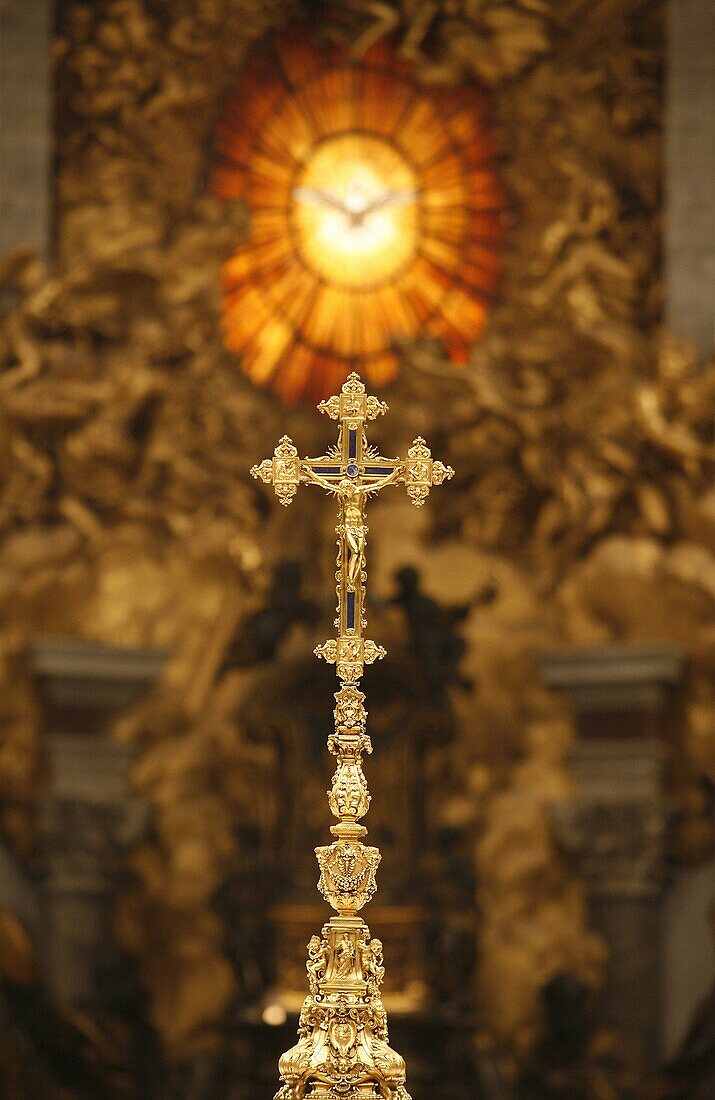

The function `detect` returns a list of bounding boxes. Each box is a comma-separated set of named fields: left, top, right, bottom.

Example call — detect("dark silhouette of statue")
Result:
left=517, top=972, right=641, bottom=1100
left=225, top=560, right=318, bottom=667
left=0, top=904, right=142, bottom=1098
left=390, top=565, right=477, bottom=691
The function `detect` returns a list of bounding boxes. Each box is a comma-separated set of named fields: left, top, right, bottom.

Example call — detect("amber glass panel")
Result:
left=299, top=68, right=358, bottom=137
left=213, top=28, right=504, bottom=403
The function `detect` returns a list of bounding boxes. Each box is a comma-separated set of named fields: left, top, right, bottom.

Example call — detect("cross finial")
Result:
left=251, top=374, right=454, bottom=681
left=316, top=371, right=388, bottom=422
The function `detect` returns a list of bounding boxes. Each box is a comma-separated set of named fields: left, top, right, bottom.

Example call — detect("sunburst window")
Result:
left=214, top=30, right=505, bottom=403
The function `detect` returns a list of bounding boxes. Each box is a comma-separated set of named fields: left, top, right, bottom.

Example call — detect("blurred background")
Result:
left=0, top=0, right=713, bottom=1097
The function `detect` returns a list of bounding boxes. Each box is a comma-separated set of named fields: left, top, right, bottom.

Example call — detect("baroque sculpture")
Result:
left=251, top=373, right=453, bottom=1100
left=0, top=0, right=690, bottom=1072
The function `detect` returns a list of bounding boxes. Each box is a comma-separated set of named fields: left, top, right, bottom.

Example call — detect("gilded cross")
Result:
left=251, top=372, right=454, bottom=683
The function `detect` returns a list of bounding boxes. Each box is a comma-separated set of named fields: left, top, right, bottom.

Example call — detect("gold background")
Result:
left=0, top=0, right=713, bottom=1082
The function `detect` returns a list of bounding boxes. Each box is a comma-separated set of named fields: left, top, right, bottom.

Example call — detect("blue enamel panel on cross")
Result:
left=346, top=591, right=355, bottom=630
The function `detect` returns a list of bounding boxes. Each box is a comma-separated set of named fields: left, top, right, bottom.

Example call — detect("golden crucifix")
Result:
left=251, top=373, right=453, bottom=1100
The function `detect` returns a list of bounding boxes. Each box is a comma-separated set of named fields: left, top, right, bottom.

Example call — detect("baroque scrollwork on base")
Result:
left=274, top=922, right=411, bottom=1100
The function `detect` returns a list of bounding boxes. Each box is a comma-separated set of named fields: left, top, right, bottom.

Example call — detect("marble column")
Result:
left=30, top=637, right=166, bottom=1007
left=0, top=0, right=54, bottom=260
left=654, top=0, right=715, bottom=1056
left=665, top=0, right=715, bottom=353
left=540, top=644, right=683, bottom=1065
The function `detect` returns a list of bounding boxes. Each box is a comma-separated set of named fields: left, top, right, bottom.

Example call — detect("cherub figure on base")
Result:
left=306, top=934, right=330, bottom=994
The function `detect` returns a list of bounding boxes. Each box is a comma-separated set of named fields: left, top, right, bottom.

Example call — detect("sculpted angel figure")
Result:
left=362, top=937, right=385, bottom=995
left=308, top=471, right=400, bottom=592
left=306, top=934, right=330, bottom=993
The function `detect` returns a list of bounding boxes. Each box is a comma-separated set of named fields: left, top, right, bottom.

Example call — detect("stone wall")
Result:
left=0, top=0, right=53, bottom=260
left=665, top=0, right=715, bottom=352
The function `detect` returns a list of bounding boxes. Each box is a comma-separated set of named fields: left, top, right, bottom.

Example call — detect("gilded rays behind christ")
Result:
left=213, top=29, right=505, bottom=403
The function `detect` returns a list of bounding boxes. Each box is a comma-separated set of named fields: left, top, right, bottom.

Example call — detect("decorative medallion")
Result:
left=215, top=27, right=504, bottom=402
left=314, top=636, right=387, bottom=683
left=333, top=684, right=368, bottom=733
left=316, top=839, right=381, bottom=914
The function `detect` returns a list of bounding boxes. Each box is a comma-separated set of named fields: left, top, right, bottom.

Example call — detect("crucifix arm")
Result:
left=303, top=467, right=345, bottom=495
left=362, top=466, right=404, bottom=495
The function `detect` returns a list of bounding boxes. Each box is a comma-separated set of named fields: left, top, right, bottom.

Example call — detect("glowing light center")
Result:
left=293, top=135, right=418, bottom=290
left=344, top=186, right=370, bottom=213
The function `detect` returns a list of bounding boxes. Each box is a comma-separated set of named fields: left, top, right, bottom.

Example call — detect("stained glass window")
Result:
left=214, top=30, right=505, bottom=403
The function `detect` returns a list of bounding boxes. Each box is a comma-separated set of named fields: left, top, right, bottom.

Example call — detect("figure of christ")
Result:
left=306, top=471, right=400, bottom=592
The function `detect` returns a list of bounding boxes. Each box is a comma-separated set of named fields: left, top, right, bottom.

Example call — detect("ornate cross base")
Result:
left=274, top=711, right=412, bottom=1100
left=276, top=912, right=410, bottom=1100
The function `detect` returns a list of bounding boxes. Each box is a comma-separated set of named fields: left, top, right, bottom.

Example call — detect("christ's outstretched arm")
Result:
left=303, top=468, right=344, bottom=495
left=362, top=467, right=403, bottom=495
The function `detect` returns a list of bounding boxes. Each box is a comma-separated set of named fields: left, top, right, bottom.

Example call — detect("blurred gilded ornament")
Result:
left=0, top=0, right=695, bottom=1072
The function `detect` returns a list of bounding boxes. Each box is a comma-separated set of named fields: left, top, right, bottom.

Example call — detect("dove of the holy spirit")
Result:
left=292, top=185, right=418, bottom=229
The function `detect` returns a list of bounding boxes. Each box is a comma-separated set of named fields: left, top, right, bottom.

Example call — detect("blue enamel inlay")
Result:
left=312, top=466, right=341, bottom=476
left=346, top=463, right=359, bottom=478
left=346, top=591, right=355, bottom=629
left=348, top=429, right=357, bottom=459
left=364, top=466, right=394, bottom=476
